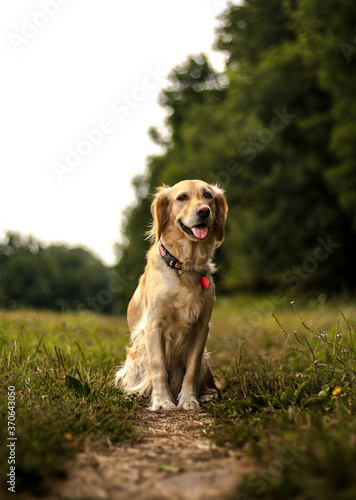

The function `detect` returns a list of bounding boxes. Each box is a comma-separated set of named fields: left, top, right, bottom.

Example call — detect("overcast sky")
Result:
left=1, top=0, right=232, bottom=265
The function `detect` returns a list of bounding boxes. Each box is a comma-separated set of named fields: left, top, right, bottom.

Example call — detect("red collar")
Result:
left=158, top=240, right=184, bottom=271
left=158, top=240, right=210, bottom=289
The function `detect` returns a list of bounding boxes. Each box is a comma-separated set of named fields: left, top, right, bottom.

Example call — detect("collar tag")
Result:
left=199, top=275, right=210, bottom=289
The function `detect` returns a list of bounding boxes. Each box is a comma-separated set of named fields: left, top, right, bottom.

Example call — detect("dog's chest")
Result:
left=168, top=285, right=205, bottom=330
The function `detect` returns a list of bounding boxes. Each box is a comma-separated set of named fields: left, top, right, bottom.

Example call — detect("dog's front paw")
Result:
left=149, top=397, right=177, bottom=411
left=178, top=395, right=200, bottom=410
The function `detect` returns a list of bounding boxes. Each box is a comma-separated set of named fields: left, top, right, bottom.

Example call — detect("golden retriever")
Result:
left=115, top=179, right=228, bottom=410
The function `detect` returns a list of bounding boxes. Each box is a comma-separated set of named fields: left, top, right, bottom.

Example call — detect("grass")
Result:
left=206, top=294, right=356, bottom=500
left=0, top=311, right=138, bottom=496
left=1, top=294, right=356, bottom=499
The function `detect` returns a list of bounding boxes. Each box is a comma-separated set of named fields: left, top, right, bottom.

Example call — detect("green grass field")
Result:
left=209, top=294, right=356, bottom=500
left=0, top=311, right=138, bottom=496
left=1, top=294, right=356, bottom=499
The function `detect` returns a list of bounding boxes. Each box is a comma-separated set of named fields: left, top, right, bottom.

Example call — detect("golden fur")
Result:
left=115, top=179, right=228, bottom=410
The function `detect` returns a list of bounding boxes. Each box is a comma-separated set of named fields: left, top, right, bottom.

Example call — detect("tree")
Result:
left=286, top=0, right=356, bottom=229
left=114, top=0, right=356, bottom=305
left=0, top=232, right=114, bottom=312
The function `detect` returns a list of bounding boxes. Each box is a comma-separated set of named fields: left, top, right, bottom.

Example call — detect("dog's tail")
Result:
left=115, top=346, right=152, bottom=397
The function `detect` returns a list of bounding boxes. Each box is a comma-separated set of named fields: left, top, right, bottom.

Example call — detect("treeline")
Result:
left=0, top=232, right=115, bottom=313
left=114, top=0, right=356, bottom=310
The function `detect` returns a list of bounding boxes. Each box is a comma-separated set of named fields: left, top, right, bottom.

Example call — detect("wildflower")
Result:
left=279, top=365, right=283, bottom=370
left=319, top=333, right=327, bottom=338
left=63, top=432, right=73, bottom=441
left=313, top=360, right=318, bottom=365
left=336, top=333, right=342, bottom=338
left=332, top=387, right=342, bottom=396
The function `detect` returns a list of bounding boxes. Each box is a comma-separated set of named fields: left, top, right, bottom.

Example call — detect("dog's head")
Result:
left=149, top=180, right=228, bottom=247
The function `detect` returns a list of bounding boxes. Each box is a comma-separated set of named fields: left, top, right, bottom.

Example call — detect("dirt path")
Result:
left=48, top=408, right=253, bottom=500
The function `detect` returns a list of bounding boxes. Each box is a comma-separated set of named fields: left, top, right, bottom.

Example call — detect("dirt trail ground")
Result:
left=49, top=408, right=253, bottom=500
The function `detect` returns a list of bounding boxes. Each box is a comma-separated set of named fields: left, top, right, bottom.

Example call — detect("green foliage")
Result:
left=115, top=0, right=356, bottom=309
left=0, top=232, right=114, bottom=313
left=289, top=0, right=356, bottom=230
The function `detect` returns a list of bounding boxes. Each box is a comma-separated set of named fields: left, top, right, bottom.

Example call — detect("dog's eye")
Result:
left=204, top=192, right=213, bottom=200
left=177, top=194, right=188, bottom=201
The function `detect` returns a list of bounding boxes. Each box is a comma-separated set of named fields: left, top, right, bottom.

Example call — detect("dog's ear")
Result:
left=212, top=185, right=228, bottom=245
left=147, top=184, right=171, bottom=242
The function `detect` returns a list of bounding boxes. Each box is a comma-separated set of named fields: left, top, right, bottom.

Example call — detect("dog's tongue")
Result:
left=191, top=225, right=209, bottom=239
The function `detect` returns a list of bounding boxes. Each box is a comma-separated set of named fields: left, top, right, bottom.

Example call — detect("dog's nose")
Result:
left=195, top=205, right=210, bottom=219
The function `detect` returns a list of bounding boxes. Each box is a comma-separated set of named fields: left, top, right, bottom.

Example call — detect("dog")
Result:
left=115, top=179, right=228, bottom=410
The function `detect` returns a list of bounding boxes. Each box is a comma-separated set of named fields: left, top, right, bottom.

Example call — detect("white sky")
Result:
left=1, top=0, right=231, bottom=266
